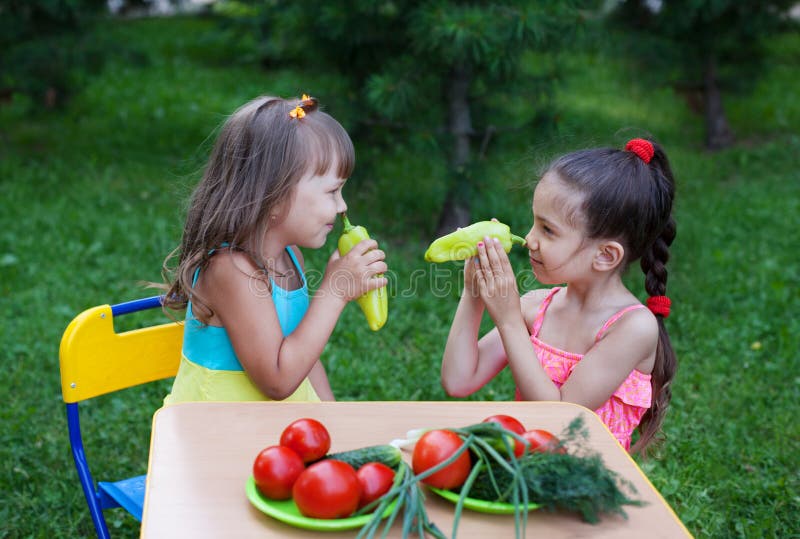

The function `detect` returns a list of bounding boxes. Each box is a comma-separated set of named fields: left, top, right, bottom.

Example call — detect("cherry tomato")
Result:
left=356, top=462, right=395, bottom=509
left=292, top=460, right=362, bottom=519
left=482, top=414, right=526, bottom=457
left=482, top=414, right=526, bottom=434
left=252, top=445, right=305, bottom=500
left=521, top=429, right=565, bottom=454
left=412, top=429, right=471, bottom=489
left=280, top=418, right=331, bottom=463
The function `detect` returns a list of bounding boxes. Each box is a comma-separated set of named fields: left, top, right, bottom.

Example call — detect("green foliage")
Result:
left=0, top=0, right=105, bottom=44
left=0, top=0, right=109, bottom=106
left=606, top=0, right=798, bottom=148
left=1, top=14, right=799, bottom=539
left=609, top=0, right=798, bottom=88
left=408, top=3, right=577, bottom=72
left=236, top=0, right=587, bottom=125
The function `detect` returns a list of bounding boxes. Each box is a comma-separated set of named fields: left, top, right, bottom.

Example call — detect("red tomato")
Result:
left=356, top=462, right=395, bottom=509
left=482, top=414, right=526, bottom=434
left=521, top=429, right=564, bottom=454
left=482, top=414, right=526, bottom=457
left=292, top=460, right=362, bottom=519
left=412, top=429, right=471, bottom=489
left=280, top=418, right=331, bottom=463
left=252, top=445, right=305, bottom=500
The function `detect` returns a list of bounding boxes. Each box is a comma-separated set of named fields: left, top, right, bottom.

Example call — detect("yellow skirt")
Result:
left=164, top=355, right=320, bottom=404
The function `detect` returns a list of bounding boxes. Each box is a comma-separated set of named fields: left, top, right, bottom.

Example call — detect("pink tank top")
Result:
left=515, top=287, right=653, bottom=450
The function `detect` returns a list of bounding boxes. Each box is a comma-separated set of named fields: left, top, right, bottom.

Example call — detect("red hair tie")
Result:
left=646, top=295, right=671, bottom=318
left=625, top=138, right=654, bottom=164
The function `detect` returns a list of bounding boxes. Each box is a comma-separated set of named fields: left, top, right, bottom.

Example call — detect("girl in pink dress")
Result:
left=441, top=138, right=677, bottom=454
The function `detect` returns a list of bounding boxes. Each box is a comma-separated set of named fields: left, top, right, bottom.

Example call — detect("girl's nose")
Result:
left=525, top=227, right=537, bottom=249
left=338, top=197, right=348, bottom=215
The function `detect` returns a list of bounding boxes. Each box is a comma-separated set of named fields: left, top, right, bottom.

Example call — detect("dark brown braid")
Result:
left=633, top=214, right=677, bottom=455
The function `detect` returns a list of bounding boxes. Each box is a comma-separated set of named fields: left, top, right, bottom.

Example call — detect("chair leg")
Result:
left=67, top=403, right=111, bottom=539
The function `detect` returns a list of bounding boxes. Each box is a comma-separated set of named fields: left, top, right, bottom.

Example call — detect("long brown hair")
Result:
left=162, top=95, right=354, bottom=318
left=547, top=139, right=677, bottom=456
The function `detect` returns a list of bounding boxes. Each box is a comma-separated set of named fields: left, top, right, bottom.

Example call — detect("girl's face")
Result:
left=524, top=172, right=598, bottom=284
left=279, top=162, right=348, bottom=249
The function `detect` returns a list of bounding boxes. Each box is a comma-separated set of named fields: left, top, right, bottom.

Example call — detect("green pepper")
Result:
left=424, top=220, right=527, bottom=263
left=337, top=214, right=388, bottom=331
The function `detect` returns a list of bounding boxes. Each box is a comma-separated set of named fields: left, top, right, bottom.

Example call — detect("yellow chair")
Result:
left=59, top=296, right=182, bottom=538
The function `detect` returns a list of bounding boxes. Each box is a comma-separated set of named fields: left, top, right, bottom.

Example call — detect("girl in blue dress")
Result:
left=162, top=95, right=387, bottom=403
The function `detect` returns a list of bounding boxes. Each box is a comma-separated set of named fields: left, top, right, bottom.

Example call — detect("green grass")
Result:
left=1, top=15, right=799, bottom=539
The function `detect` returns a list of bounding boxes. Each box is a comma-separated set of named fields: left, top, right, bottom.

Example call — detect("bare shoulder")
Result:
left=618, top=306, right=659, bottom=340
left=191, top=249, right=267, bottom=324
left=603, top=306, right=660, bottom=355
left=520, top=288, right=551, bottom=310
left=582, top=304, right=660, bottom=376
left=202, top=248, right=262, bottom=286
left=520, top=288, right=552, bottom=327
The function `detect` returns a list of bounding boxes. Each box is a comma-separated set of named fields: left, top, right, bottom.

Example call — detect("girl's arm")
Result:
left=467, top=238, right=559, bottom=400
left=291, top=247, right=335, bottom=402
left=308, top=360, right=335, bottom=401
left=557, top=311, right=657, bottom=409
left=441, top=256, right=542, bottom=397
left=440, top=284, right=505, bottom=397
left=201, top=241, right=386, bottom=400
left=476, top=239, right=657, bottom=409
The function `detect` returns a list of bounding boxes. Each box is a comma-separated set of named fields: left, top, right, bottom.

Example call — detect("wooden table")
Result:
left=140, top=401, right=691, bottom=538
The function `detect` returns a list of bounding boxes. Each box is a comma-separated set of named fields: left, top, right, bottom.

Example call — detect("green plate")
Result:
left=428, top=487, right=540, bottom=515
left=245, top=476, right=398, bottom=531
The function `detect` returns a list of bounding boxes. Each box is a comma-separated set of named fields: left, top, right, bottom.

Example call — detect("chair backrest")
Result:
left=59, top=296, right=183, bottom=538
left=60, top=297, right=183, bottom=403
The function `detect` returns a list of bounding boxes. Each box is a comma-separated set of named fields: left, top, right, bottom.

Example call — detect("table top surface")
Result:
left=140, top=401, right=691, bottom=538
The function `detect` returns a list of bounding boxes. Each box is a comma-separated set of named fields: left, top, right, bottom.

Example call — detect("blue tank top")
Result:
left=182, top=247, right=309, bottom=371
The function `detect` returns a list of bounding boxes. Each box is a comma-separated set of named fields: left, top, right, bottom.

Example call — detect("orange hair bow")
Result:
left=289, top=94, right=313, bottom=119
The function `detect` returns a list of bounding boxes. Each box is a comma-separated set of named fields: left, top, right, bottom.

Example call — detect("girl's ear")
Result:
left=592, top=240, right=624, bottom=272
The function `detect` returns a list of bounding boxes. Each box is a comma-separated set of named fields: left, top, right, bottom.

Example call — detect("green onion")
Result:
left=356, top=461, right=446, bottom=539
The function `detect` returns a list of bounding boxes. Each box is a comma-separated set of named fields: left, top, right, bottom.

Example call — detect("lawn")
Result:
left=0, top=15, right=798, bottom=539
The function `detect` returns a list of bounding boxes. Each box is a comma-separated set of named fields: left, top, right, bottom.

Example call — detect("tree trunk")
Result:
left=704, top=54, right=734, bottom=150
left=435, top=63, right=473, bottom=237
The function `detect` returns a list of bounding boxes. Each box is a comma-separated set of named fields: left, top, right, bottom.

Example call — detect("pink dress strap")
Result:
left=594, top=304, right=647, bottom=342
left=530, top=287, right=562, bottom=337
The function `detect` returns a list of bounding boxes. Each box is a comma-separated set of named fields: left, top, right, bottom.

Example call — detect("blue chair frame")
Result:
left=60, top=296, right=182, bottom=538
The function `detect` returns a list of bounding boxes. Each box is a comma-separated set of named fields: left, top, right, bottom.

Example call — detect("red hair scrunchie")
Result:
left=625, top=138, right=654, bottom=164
left=647, top=295, right=671, bottom=318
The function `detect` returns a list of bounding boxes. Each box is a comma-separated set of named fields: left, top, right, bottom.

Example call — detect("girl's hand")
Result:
left=459, top=224, right=482, bottom=300
left=464, top=254, right=482, bottom=299
left=322, top=239, right=388, bottom=303
left=475, top=237, right=521, bottom=327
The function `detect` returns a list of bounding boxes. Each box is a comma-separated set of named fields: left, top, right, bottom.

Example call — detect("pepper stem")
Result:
left=340, top=213, right=354, bottom=231
left=511, top=234, right=527, bottom=246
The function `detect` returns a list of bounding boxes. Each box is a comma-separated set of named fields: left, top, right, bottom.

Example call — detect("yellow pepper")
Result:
left=337, top=214, right=388, bottom=331
left=424, top=220, right=527, bottom=263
